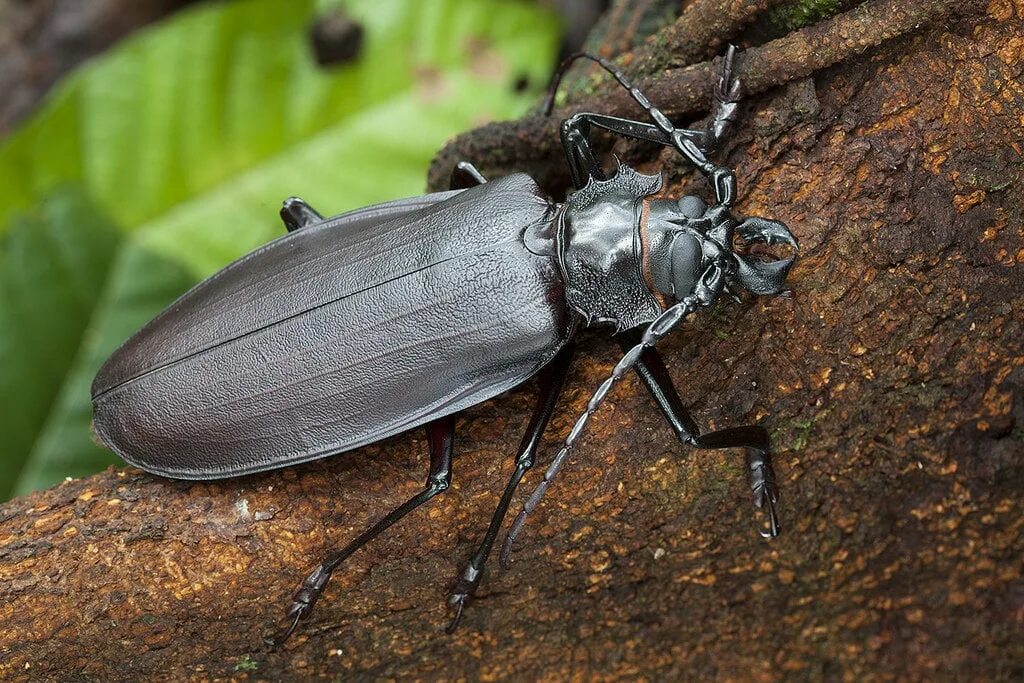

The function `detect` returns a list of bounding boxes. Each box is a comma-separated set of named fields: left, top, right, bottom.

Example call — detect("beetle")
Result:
left=90, top=47, right=797, bottom=640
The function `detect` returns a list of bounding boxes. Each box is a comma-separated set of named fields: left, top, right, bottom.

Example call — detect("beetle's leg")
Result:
left=560, top=117, right=606, bottom=189
left=616, top=330, right=780, bottom=538
left=694, top=426, right=779, bottom=538
left=707, top=44, right=742, bottom=153
left=560, top=111, right=736, bottom=205
left=445, top=345, right=574, bottom=632
left=558, top=113, right=701, bottom=188
left=280, top=197, right=324, bottom=232
left=449, top=161, right=488, bottom=189
left=273, top=415, right=455, bottom=645
left=547, top=49, right=740, bottom=204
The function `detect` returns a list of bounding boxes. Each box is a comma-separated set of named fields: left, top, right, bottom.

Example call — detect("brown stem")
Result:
left=662, top=0, right=794, bottom=67
left=427, top=0, right=981, bottom=191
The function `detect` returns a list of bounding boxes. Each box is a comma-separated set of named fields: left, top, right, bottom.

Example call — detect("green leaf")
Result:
left=0, top=190, right=121, bottom=493
left=1, top=0, right=561, bottom=498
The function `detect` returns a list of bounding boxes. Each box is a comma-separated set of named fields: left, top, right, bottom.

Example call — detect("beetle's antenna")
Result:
left=500, top=295, right=700, bottom=568
left=542, top=52, right=675, bottom=136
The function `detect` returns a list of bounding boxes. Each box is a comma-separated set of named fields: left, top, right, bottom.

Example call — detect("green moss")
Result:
left=773, top=408, right=832, bottom=452
left=791, top=419, right=813, bottom=451
left=767, top=0, right=841, bottom=33
left=235, top=655, right=260, bottom=672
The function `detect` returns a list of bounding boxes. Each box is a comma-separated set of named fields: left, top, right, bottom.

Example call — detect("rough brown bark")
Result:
left=427, top=0, right=981, bottom=193
left=2, top=1, right=1023, bottom=680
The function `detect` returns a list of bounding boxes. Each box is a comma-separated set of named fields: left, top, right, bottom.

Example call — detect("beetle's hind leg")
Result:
left=445, top=345, right=574, bottom=632
left=616, top=331, right=780, bottom=538
left=272, top=415, right=455, bottom=645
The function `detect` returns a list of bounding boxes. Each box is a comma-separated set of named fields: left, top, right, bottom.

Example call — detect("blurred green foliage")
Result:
left=766, top=0, right=841, bottom=33
left=0, top=0, right=561, bottom=499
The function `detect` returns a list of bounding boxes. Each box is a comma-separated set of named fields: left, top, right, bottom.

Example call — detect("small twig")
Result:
left=661, top=0, right=794, bottom=68
left=427, top=0, right=979, bottom=191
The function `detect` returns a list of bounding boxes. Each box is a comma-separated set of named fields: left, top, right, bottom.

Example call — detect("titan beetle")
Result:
left=90, top=47, right=798, bottom=640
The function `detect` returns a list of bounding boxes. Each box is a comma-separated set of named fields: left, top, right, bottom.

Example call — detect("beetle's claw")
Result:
left=715, top=45, right=741, bottom=102
left=268, top=606, right=306, bottom=647
left=754, top=481, right=781, bottom=539
left=445, top=563, right=483, bottom=633
left=446, top=597, right=467, bottom=633
left=268, top=564, right=332, bottom=646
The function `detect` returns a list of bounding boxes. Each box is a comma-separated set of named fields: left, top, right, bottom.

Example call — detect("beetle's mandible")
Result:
left=90, top=47, right=798, bottom=641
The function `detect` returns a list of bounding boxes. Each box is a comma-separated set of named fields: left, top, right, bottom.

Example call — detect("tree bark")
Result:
left=2, top=1, right=1022, bottom=680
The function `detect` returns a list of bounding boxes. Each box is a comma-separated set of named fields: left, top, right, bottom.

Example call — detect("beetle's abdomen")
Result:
left=92, top=174, right=570, bottom=479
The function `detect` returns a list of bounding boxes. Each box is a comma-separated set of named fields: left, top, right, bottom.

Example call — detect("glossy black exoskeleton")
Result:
left=90, top=47, right=798, bottom=641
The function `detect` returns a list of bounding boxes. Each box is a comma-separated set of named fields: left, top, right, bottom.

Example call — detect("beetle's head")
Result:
left=654, top=196, right=798, bottom=306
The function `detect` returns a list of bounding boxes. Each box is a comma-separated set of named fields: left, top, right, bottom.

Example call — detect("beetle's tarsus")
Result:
left=270, top=606, right=306, bottom=646
left=444, top=565, right=483, bottom=634
left=270, top=565, right=330, bottom=646
left=759, top=494, right=781, bottom=539
left=708, top=44, right=742, bottom=152
left=754, top=479, right=781, bottom=539
left=750, top=450, right=781, bottom=538
left=445, top=563, right=482, bottom=633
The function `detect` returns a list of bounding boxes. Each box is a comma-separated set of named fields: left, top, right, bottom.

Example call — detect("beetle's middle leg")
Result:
left=449, top=160, right=488, bottom=189
left=616, top=330, right=780, bottom=538
left=445, top=344, right=574, bottom=632
left=274, top=415, right=455, bottom=644
left=280, top=197, right=324, bottom=232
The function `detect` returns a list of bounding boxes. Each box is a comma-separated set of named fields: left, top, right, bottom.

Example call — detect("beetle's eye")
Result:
left=669, top=233, right=702, bottom=299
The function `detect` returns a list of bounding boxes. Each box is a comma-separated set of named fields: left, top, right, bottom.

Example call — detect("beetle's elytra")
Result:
left=90, top=47, right=798, bottom=640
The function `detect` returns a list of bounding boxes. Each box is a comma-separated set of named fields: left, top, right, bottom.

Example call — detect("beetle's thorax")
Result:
left=555, top=165, right=667, bottom=331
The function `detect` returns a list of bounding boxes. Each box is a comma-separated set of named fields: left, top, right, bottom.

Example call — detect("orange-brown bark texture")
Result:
left=1, top=4, right=1022, bottom=681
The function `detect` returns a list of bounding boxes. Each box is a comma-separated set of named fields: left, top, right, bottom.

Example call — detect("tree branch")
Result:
left=2, top=1, right=1019, bottom=679
left=427, top=0, right=982, bottom=191
left=662, top=0, right=794, bottom=67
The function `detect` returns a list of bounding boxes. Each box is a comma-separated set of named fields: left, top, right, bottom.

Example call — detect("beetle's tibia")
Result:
left=280, top=197, right=324, bottom=232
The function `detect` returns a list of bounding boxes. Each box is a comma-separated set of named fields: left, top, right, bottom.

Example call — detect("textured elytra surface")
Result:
left=1, top=4, right=1022, bottom=681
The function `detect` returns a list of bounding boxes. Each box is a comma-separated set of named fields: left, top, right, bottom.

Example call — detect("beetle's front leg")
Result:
left=616, top=331, right=781, bottom=538
left=706, top=44, right=742, bottom=153
left=696, top=427, right=779, bottom=537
